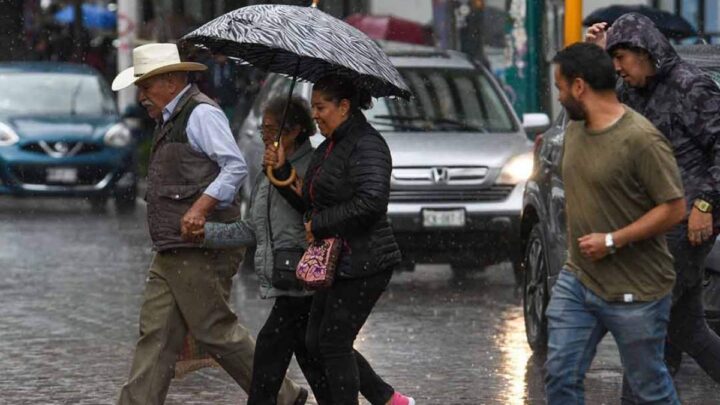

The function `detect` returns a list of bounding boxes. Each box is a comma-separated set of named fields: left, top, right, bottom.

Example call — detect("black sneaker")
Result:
left=293, top=387, right=308, bottom=405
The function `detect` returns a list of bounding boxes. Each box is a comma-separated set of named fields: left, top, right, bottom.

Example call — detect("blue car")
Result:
left=0, top=63, right=137, bottom=209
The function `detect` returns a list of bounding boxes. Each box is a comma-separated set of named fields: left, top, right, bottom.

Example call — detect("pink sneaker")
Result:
left=390, top=391, right=416, bottom=405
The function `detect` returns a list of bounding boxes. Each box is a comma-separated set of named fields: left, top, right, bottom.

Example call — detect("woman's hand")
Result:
left=304, top=220, right=314, bottom=244
left=585, top=22, right=608, bottom=49
left=263, top=141, right=287, bottom=169
left=181, top=221, right=205, bottom=243
left=188, top=227, right=206, bottom=243
left=290, top=177, right=303, bottom=197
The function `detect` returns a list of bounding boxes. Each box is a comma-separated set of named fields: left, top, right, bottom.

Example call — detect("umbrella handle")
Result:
left=268, top=57, right=301, bottom=187
left=266, top=165, right=297, bottom=187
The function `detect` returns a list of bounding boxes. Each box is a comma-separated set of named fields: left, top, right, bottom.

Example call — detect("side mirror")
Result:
left=522, top=113, right=551, bottom=138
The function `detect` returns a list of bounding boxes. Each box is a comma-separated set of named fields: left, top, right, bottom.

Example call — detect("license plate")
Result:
left=422, top=209, right=466, bottom=228
left=46, top=168, right=78, bottom=184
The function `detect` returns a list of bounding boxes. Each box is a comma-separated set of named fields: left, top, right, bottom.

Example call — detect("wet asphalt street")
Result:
left=1, top=197, right=719, bottom=405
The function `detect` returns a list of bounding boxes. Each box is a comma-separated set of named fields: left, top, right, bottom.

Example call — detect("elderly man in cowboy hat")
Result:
left=113, top=43, right=308, bottom=405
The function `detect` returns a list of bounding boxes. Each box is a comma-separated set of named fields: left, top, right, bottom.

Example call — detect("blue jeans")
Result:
left=545, top=269, right=678, bottom=405
left=621, top=227, right=720, bottom=403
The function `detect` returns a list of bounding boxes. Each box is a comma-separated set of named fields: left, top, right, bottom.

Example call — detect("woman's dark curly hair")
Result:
left=312, top=74, right=373, bottom=111
left=263, top=95, right=316, bottom=145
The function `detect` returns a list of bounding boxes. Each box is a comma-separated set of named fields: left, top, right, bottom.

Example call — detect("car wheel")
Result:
left=89, top=196, right=108, bottom=211
left=450, top=259, right=478, bottom=280
left=114, top=183, right=137, bottom=212
left=523, top=224, right=549, bottom=353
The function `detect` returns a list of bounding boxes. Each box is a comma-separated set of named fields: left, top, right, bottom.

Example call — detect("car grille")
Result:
left=10, top=164, right=110, bottom=186
left=392, top=167, right=488, bottom=186
left=389, top=185, right=514, bottom=202
left=21, top=141, right=103, bottom=157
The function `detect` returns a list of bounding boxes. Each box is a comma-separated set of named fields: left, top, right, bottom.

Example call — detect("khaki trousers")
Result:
left=117, top=248, right=302, bottom=405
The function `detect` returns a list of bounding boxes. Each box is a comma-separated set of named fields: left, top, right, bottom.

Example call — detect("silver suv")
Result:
left=237, top=41, right=549, bottom=276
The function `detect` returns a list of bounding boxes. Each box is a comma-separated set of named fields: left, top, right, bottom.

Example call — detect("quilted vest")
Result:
left=146, top=85, right=241, bottom=251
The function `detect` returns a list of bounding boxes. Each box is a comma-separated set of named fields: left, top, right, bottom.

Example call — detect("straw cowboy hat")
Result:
left=112, top=43, right=207, bottom=91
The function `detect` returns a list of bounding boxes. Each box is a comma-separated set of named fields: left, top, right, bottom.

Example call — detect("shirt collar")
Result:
left=162, top=84, right=192, bottom=123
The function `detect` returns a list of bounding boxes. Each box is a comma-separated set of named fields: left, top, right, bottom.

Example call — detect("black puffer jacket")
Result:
left=607, top=13, right=720, bottom=230
left=301, top=113, right=401, bottom=278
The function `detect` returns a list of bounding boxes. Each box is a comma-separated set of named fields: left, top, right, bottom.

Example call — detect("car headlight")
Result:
left=104, top=123, right=132, bottom=148
left=497, top=152, right=534, bottom=185
left=0, top=122, right=19, bottom=147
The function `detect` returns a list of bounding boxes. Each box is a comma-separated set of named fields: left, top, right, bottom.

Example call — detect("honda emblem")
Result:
left=431, top=167, right=450, bottom=184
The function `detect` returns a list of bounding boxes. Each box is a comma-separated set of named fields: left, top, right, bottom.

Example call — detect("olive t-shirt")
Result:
left=562, top=106, right=684, bottom=302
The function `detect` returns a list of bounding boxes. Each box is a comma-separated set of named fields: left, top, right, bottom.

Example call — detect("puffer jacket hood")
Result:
left=606, top=13, right=680, bottom=81
left=606, top=12, right=720, bottom=233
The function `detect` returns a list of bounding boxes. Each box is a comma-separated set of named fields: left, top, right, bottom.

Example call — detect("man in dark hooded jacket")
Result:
left=587, top=12, right=720, bottom=397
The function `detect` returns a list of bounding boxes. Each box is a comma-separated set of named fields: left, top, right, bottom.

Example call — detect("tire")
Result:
left=523, top=224, right=549, bottom=353
left=88, top=196, right=108, bottom=211
left=114, top=183, right=137, bottom=212
left=450, top=259, right=479, bottom=280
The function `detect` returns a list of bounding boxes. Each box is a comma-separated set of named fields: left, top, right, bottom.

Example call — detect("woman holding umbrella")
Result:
left=266, top=74, right=415, bottom=405
left=182, top=4, right=415, bottom=403
left=194, top=93, right=413, bottom=405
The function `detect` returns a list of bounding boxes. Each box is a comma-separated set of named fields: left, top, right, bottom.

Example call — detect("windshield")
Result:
left=0, top=72, right=117, bottom=116
left=366, top=68, right=516, bottom=133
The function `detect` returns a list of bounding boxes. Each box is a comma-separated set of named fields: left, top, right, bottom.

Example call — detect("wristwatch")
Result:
left=694, top=198, right=713, bottom=213
left=605, top=233, right=617, bottom=255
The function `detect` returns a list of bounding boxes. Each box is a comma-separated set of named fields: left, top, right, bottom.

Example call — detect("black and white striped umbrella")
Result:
left=181, top=4, right=411, bottom=100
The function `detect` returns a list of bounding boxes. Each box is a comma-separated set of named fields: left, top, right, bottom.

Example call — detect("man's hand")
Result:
left=585, top=22, right=608, bottom=49
left=578, top=233, right=610, bottom=261
left=181, top=208, right=207, bottom=241
left=180, top=194, right=218, bottom=241
left=688, top=207, right=713, bottom=246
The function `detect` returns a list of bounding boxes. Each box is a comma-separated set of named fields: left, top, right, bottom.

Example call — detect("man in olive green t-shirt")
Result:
left=544, top=43, right=686, bottom=405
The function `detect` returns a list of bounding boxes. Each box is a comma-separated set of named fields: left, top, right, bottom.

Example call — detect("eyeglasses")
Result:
left=257, top=124, right=288, bottom=137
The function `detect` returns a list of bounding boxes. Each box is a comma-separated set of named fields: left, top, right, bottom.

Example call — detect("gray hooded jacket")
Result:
left=203, top=141, right=314, bottom=299
left=607, top=13, right=720, bottom=230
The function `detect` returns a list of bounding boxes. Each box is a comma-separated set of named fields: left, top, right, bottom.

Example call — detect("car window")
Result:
left=367, top=68, right=516, bottom=133
left=0, top=72, right=116, bottom=116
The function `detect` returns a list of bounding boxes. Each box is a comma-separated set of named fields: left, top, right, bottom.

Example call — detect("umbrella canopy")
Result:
left=345, top=14, right=432, bottom=46
left=583, top=5, right=697, bottom=39
left=55, top=4, right=117, bottom=30
left=181, top=4, right=411, bottom=100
